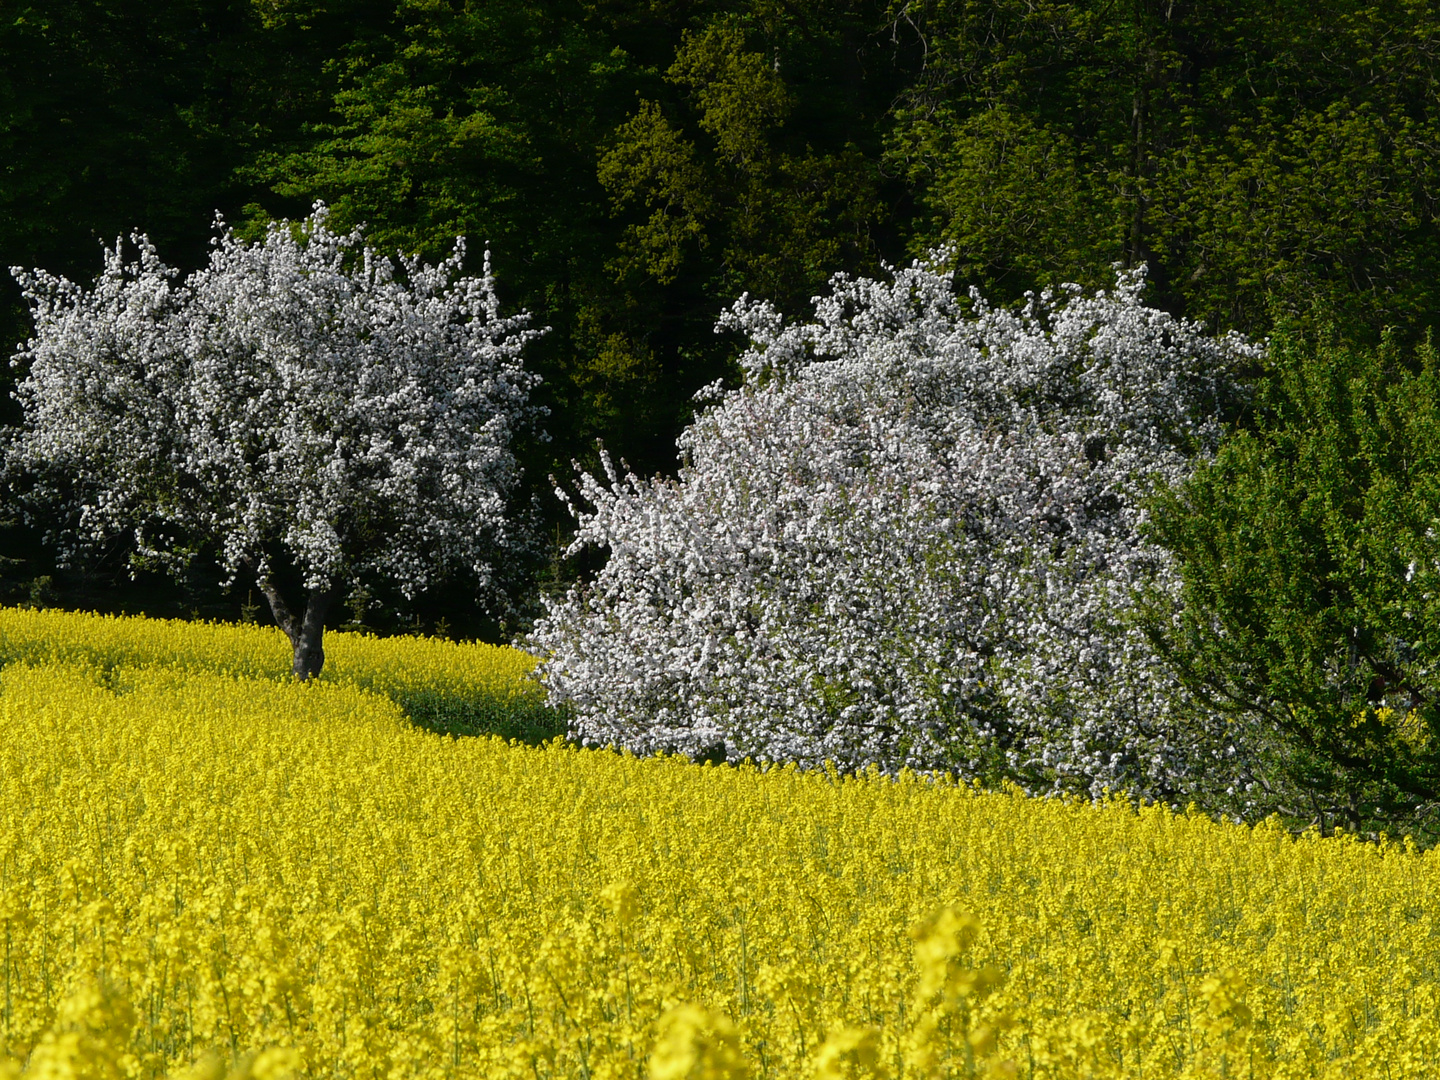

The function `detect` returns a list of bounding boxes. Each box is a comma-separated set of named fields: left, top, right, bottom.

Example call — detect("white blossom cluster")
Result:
left=531, top=258, right=1269, bottom=801
left=9, top=203, right=543, bottom=605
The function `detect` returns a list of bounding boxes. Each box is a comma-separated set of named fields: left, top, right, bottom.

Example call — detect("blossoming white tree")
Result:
left=530, top=259, right=1269, bottom=803
left=9, top=204, right=543, bottom=678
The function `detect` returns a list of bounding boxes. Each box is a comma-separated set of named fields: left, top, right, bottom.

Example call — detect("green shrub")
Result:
left=1147, top=321, right=1440, bottom=833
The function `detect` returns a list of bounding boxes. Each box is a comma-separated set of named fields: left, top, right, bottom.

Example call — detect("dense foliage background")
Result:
left=4, top=0, right=1440, bottom=638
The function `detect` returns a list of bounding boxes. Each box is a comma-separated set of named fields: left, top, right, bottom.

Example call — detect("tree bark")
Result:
left=247, top=562, right=340, bottom=680
left=290, top=588, right=338, bottom=680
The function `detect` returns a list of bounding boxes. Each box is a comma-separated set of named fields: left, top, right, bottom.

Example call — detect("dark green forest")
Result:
left=5, top=0, right=1440, bottom=637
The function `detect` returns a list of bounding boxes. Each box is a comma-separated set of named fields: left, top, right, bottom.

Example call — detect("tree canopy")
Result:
left=532, top=264, right=1271, bottom=805
left=8, top=206, right=541, bottom=676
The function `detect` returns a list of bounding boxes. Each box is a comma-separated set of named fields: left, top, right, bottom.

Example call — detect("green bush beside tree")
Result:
left=1148, top=323, right=1440, bottom=834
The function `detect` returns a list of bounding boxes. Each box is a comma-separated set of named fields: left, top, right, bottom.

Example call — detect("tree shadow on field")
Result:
left=394, top=688, right=570, bottom=745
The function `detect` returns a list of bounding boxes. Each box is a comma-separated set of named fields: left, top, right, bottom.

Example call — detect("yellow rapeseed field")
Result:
left=0, top=607, right=547, bottom=737
left=0, top=612, right=1437, bottom=1079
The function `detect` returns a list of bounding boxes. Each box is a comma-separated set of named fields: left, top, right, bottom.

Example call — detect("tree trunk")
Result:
left=1126, top=82, right=1150, bottom=271
left=251, top=570, right=340, bottom=680
left=291, top=589, right=337, bottom=680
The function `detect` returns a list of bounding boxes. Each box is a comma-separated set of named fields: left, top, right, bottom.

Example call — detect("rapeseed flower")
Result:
left=0, top=611, right=1436, bottom=1077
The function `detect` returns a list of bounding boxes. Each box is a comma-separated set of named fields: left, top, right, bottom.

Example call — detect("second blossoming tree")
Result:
left=531, top=259, right=1269, bottom=804
left=9, top=204, right=544, bottom=678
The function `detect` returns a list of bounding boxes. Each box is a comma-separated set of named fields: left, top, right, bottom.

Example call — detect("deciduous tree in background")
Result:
left=886, top=0, right=1440, bottom=335
left=8, top=205, right=543, bottom=678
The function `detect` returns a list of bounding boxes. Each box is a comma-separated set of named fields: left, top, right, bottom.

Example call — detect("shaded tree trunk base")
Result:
left=252, top=570, right=340, bottom=680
